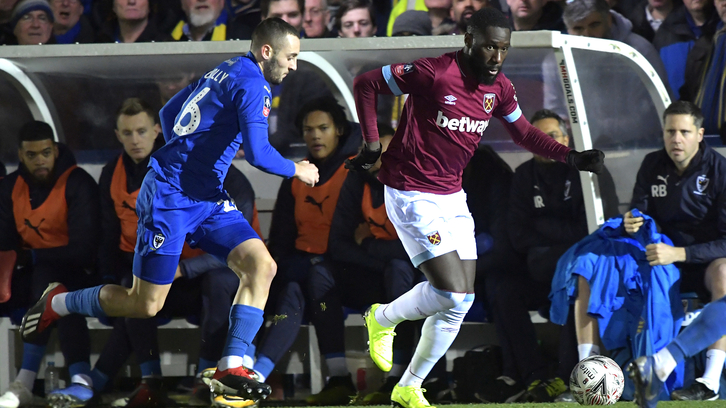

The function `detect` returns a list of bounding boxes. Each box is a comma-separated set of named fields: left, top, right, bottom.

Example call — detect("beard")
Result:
left=189, top=9, right=217, bottom=27
left=467, top=55, right=499, bottom=85
left=262, top=58, right=286, bottom=85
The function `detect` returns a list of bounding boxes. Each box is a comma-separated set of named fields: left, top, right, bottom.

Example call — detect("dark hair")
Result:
left=334, top=0, right=376, bottom=32
left=295, top=96, right=350, bottom=137
left=563, top=0, right=609, bottom=28
left=664, top=101, right=704, bottom=129
left=377, top=123, right=395, bottom=138
left=18, top=120, right=54, bottom=147
left=530, top=109, right=569, bottom=137
left=467, top=7, right=510, bottom=35
left=260, top=0, right=304, bottom=19
left=251, top=17, right=300, bottom=52
left=115, top=98, right=158, bottom=128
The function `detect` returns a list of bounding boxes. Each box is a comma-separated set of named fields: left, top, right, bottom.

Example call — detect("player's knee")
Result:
left=254, top=256, right=277, bottom=285
left=440, top=293, right=474, bottom=325
left=133, top=299, right=164, bottom=318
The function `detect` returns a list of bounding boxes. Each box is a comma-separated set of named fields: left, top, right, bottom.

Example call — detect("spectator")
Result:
left=226, top=0, right=261, bottom=39
left=250, top=97, right=361, bottom=405
left=261, top=0, right=303, bottom=31
left=50, top=0, right=94, bottom=43
left=563, top=0, right=669, bottom=82
left=171, top=0, right=230, bottom=40
left=682, top=0, right=726, bottom=135
left=575, top=101, right=726, bottom=401
left=11, top=0, right=55, bottom=45
left=483, top=110, right=618, bottom=403
left=303, top=0, right=335, bottom=37
left=385, top=0, right=426, bottom=37
left=425, top=0, right=456, bottom=35
left=96, top=0, right=172, bottom=43
left=507, top=0, right=566, bottom=32
left=653, top=0, right=718, bottom=99
left=0, top=121, right=99, bottom=408
left=335, top=0, right=376, bottom=37
left=627, top=0, right=676, bottom=42
left=448, top=0, right=487, bottom=34
left=391, top=9, right=432, bottom=35
left=543, top=0, right=672, bottom=147
left=327, top=132, right=425, bottom=405
left=0, top=0, right=19, bottom=44
left=50, top=98, right=260, bottom=408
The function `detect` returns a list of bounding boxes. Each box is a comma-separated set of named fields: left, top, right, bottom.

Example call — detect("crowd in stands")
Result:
left=0, top=0, right=725, bottom=405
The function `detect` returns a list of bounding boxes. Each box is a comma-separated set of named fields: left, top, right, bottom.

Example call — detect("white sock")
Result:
left=51, top=293, right=70, bottom=317
left=375, top=282, right=466, bottom=328
left=325, top=357, right=349, bottom=377
left=577, top=344, right=600, bottom=361
left=253, top=369, right=266, bottom=383
left=242, top=354, right=255, bottom=370
left=15, top=369, right=36, bottom=391
left=218, top=356, right=245, bottom=372
left=71, top=374, right=92, bottom=387
left=700, top=349, right=726, bottom=392
left=399, top=296, right=472, bottom=388
left=653, top=348, right=678, bottom=382
left=389, top=364, right=405, bottom=378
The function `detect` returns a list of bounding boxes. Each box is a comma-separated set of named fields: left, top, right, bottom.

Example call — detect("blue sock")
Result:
left=89, top=369, right=109, bottom=392
left=245, top=344, right=257, bottom=360
left=223, top=305, right=264, bottom=359
left=20, top=343, right=46, bottom=372
left=139, top=360, right=162, bottom=377
left=69, top=362, right=91, bottom=378
left=668, top=295, right=726, bottom=363
left=197, top=358, right=217, bottom=374
left=254, top=354, right=275, bottom=379
left=65, top=286, right=107, bottom=317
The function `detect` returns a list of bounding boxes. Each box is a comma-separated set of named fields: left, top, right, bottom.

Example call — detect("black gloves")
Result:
left=345, top=142, right=382, bottom=172
left=566, top=149, right=604, bottom=174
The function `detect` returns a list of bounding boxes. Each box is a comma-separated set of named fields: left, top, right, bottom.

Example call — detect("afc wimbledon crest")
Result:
left=483, top=93, right=496, bottom=114
left=427, top=231, right=442, bottom=246
left=153, top=233, right=165, bottom=249
left=695, top=175, right=709, bottom=195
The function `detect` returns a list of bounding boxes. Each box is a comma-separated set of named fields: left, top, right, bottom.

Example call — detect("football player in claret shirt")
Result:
left=20, top=18, right=319, bottom=405
left=347, top=7, right=605, bottom=408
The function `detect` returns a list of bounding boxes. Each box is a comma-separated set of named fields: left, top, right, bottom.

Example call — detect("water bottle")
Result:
left=44, top=361, right=60, bottom=395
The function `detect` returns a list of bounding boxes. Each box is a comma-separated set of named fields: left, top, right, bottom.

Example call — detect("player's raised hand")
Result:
left=345, top=141, right=381, bottom=172
left=295, top=160, right=319, bottom=187
left=567, top=149, right=605, bottom=174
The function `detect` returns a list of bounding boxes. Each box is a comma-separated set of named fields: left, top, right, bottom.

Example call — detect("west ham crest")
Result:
left=427, top=231, right=442, bottom=246
left=483, top=93, right=496, bottom=114
left=695, top=175, right=709, bottom=195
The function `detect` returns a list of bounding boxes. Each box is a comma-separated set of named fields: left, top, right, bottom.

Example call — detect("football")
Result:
left=569, top=355, right=625, bottom=405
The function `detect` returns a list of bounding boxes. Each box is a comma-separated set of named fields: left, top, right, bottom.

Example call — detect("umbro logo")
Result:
left=444, top=95, right=457, bottom=105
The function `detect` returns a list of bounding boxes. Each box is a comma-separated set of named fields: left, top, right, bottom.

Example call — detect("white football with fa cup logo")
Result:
left=569, top=356, right=625, bottom=405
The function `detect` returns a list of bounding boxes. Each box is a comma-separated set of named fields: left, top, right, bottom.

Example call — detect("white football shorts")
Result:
left=384, top=185, right=477, bottom=267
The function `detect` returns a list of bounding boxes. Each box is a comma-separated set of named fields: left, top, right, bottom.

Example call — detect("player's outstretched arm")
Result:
left=293, top=160, right=319, bottom=187
left=566, top=150, right=605, bottom=174
left=345, top=140, right=381, bottom=172
left=242, top=124, right=297, bottom=179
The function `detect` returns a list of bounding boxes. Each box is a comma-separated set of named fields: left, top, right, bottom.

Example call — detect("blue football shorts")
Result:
left=132, top=169, right=259, bottom=285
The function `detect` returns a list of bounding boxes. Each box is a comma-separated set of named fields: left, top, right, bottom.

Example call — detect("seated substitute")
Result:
left=0, top=121, right=99, bottom=408
left=249, top=96, right=361, bottom=405
left=576, top=101, right=726, bottom=401
left=328, top=132, right=425, bottom=405
left=485, top=110, right=619, bottom=403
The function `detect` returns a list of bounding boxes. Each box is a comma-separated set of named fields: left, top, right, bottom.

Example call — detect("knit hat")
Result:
left=392, top=10, right=432, bottom=36
left=11, top=0, right=54, bottom=29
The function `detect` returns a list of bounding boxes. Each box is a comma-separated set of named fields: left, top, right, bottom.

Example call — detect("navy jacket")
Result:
left=631, top=143, right=726, bottom=264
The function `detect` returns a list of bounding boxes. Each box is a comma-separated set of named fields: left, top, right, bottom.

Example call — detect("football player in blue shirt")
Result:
left=20, top=17, right=319, bottom=405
